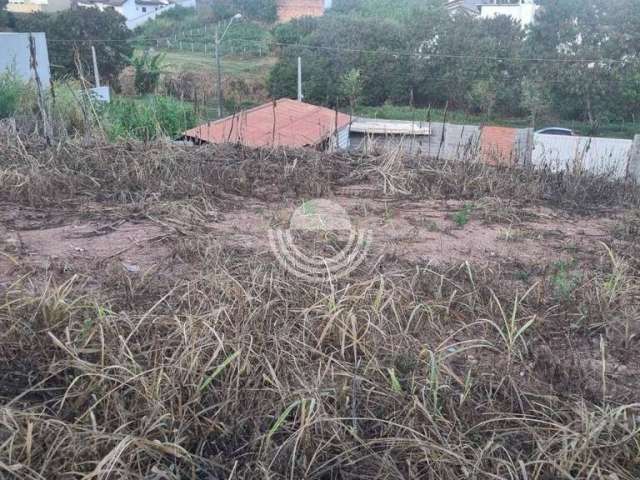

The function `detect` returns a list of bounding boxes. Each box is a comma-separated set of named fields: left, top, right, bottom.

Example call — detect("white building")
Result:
left=478, top=0, right=539, bottom=27
left=6, top=0, right=70, bottom=13
left=0, top=32, right=51, bottom=87
left=78, top=0, right=195, bottom=29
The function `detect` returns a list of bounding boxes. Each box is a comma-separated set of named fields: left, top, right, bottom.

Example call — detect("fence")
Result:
left=350, top=117, right=640, bottom=181
left=155, top=38, right=268, bottom=58
left=531, top=133, right=634, bottom=179
left=144, top=25, right=268, bottom=58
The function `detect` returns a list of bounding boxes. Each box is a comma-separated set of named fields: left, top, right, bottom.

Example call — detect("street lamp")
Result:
left=215, top=13, right=242, bottom=118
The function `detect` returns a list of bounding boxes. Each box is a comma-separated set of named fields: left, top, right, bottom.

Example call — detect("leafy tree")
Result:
left=520, top=77, right=550, bottom=128
left=14, top=8, right=132, bottom=82
left=130, top=51, right=165, bottom=95
left=0, top=0, right=11, bottom=31
left=269, top=14, right=411, bottom=106
left=339, top=68, right=362, bottom=116
left=529, top=0, right=640, bottom=128
left=272, top=16, right=319, bottom=46
left=468, top=79, right=497, bottom=119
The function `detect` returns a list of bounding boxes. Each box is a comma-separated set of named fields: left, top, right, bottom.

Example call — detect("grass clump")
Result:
left=452, top=203, right=474, bottom=227
left=101, top=95, right=196, bottom=140
left=0, top=69, right=33, bottom=119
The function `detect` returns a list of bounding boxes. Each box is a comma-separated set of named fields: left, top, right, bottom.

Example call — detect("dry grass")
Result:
left=1, top=137, right=640, bottom=479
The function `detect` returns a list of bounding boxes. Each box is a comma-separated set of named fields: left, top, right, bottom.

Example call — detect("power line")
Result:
left=47, top=34, right=640, bottom=66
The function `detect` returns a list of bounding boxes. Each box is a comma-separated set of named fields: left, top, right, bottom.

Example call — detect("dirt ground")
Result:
left=0, top=194, right=625, bottom=287
left=3, top=141, right=640, bottom=479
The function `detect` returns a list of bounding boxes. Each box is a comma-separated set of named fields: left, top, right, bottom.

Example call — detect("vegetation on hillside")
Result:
left=268, top=0, right=640, bottom=134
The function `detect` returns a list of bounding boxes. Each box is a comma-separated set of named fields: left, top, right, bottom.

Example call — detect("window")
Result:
left=141, top=6, right=146, bottom=11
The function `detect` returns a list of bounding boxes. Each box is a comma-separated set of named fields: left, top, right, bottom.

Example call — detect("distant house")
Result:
left=0, top=32, right=51, bottom=87
left=6, top=0, right=70, bottom=13
left=478, top=0, right=539, bottom=26
left=276, top=0, right=324, bottom=22
left=447, top=1, right=539, bottom=26
left=77, top=0, right=195, bottom=29
left=182, top=99, right=351, bottom=151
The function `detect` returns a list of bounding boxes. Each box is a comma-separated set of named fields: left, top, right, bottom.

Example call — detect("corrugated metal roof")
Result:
left=350, top=119, right=431, bottom=136
left=183, top=99, right=352, bottom=148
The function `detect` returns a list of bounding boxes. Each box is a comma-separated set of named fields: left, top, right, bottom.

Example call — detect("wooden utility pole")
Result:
left=29, top=34, right=52, bottom=145
left=91, top=45, right=101, bottom=88
left=297, top=57, right=303, bottom=102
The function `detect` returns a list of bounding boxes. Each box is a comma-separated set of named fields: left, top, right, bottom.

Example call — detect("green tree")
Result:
left=529, top=0, right=640, bottom=127
left=468, top=79, right=497, bottom=119
left=14, top=8, right=133, bottom=82
left=130, top=51, right=165, bottom=95
left=339, top=68, right=363, bottom=116
left=0, top=0, right=11, bottom=31
left=520, top=77, right=550, bottom=128
left=269, top=14, right=411, bottom=106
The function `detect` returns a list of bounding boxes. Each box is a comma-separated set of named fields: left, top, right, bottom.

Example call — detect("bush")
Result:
left=101, top=96, right=196, bottom=141
left=0, top=69, right=31, bottom=119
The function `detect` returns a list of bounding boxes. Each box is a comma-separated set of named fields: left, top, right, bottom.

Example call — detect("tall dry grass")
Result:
left=1, top=139, right=640, bottom=479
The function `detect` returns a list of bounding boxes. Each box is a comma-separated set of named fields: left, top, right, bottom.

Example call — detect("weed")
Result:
left=452, top=203, right=474, bottom=228
left=552, top=260, right=581, bottom=300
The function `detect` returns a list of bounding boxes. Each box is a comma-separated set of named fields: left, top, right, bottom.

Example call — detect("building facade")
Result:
left=478, top=0, right=539, bottom=26
left=77, top=0, right=195, bottom=29
left=276, top=0, right=324, bottom=22
left=6, top=0, right=71, bottom=14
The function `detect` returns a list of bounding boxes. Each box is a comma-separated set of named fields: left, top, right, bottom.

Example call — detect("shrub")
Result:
left=101, top=95, right=196, bottom=141
left=0, top=69, right=31, bottom=119
left=130, top=51, right=165, bottom=95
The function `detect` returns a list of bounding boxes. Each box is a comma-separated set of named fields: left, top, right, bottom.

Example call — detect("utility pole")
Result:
left=91, top=45, right=101, bottom=88
left=297, top=56, right=303, bottom=102
left=215, top=24, right=223, bottom=118
left=213, top=13, right=242, bottom=119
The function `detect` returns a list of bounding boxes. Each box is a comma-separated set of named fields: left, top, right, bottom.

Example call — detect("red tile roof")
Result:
left=183, top=99, right=351, bottom=148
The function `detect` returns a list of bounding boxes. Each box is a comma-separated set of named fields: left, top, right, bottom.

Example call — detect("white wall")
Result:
left=125, top=1, right=176, bottom=29
left=480, top=3, right=538, bottom=26
left=0, top=32, right=51, bottom=87
left=80, top=0, right=193, bottom=29
left=532, top=134, right=632, bottom=179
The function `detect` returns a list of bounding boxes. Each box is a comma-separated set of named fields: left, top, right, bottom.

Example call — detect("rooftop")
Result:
left=183, top=99, right=351, bottom=149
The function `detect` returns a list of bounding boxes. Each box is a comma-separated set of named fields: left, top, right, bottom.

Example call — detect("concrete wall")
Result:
left=628, top=135, right=640, bottom=181
left=327, top=125, right=351, bottom=151
left=125, top=1, right=176, bottom=29
left=350, top=118, right=640, bottom=181
left=0, top=32, right=51, bottom=88
left=532, top=134, right=633, bottom=179
left=350, top=118, right=480, bottom=161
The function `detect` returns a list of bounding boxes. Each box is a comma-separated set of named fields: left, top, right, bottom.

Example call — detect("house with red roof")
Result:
left=182, top=99, right=351, bottom=151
